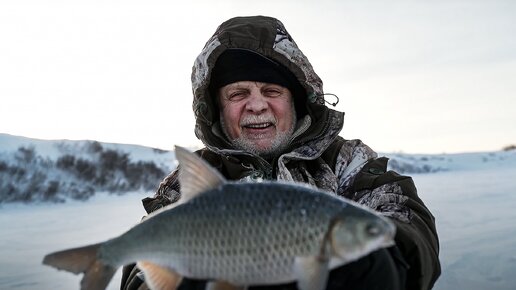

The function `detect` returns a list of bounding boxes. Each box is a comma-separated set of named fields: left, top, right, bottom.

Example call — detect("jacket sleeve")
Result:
left=120, top=263, right=150, bottom=290
left=335, top=140, right=441, bottom=290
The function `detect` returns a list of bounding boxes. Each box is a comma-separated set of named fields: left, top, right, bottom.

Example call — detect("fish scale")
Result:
left=104, top=183, right=341, bottom=284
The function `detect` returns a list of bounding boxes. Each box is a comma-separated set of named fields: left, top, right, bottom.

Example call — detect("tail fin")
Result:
left=43, top=243, right=117, bottom=290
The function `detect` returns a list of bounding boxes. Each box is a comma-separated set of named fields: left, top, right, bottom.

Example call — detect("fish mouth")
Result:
left=380, top=223, right=397, bottom=247
left=381, top=237, right=396, bottom=248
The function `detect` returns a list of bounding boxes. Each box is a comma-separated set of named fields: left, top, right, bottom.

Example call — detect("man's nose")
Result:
left=245, top=91, right=268, bottom=113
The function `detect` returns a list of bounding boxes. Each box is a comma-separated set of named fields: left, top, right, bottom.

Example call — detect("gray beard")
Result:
left=220, top=115, right=296, bottom=160
left=230, top=127, right=294, bottom=160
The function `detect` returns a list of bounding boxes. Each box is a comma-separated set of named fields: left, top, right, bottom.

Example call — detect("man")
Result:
left=121, top=16, right=440, bottom=290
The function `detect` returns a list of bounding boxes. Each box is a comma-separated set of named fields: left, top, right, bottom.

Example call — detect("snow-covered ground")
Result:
left=414, top=168, right=516, bottom=290
left=0, top=192, right=148, bottom=290
left=1, top=134, right=516, bottom=289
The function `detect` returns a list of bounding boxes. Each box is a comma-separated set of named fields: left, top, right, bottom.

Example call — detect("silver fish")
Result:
left=43, top=146, right=396, bottom=290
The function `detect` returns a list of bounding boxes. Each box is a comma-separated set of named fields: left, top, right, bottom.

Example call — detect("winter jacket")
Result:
left=121, top=16, right=440, bottom=290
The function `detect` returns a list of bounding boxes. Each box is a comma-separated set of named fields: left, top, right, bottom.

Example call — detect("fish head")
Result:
left=328, top=206, right=396, bottom=263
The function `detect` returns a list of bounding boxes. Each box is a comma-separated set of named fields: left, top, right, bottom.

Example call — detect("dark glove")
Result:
left=325, top=246, right=408, bottom=290
left=250, top=247, right=408, bottom=290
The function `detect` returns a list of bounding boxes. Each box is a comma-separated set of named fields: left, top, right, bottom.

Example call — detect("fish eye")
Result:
left=366, top=224, right=381, bottom=236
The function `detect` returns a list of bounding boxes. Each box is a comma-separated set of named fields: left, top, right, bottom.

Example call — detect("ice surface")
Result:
left=0, top=192, right=147, bottom=290
left=414, top=167, right=516, bottom=290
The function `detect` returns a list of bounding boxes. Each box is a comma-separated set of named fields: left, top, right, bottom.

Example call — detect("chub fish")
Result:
left=43, top=146, right=396, bottom=290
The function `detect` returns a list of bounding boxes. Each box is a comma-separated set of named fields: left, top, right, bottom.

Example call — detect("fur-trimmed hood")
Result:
left=190, top=16, right=344, bottom=160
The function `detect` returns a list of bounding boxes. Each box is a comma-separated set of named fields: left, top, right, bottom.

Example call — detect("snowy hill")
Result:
left=386, top=150, right=516, bottom=173
left=0, top=133, right=177, bottom=203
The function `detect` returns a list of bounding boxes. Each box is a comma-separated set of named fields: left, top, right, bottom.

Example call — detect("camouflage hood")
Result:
left=191, top=16, right=344, bottom=161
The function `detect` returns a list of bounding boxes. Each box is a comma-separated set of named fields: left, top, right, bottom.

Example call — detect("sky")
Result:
left=0, top=0, right=515, bottom=154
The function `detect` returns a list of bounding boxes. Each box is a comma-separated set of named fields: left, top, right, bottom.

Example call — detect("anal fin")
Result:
left=137, top=261, right=182, bottom=290
left=207, top=280, right=245, bottom=290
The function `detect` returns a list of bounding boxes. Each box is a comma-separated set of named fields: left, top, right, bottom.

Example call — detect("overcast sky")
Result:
left=1, top=0, right=515, bottom=154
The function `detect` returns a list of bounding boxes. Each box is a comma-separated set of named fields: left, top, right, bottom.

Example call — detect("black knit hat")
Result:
left=209, top=48, right=300, bottom=93
left=209, top=48, right=307, bottom=118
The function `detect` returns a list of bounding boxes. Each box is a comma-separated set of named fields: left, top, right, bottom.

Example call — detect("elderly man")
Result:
left=121, top=16, right=440, bottom=290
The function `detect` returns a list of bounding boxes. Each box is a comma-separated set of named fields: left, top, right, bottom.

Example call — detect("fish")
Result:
left=42, top=146, right=396, bottom=290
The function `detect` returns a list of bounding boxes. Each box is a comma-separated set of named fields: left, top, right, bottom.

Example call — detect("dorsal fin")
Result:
left=174, top=146, right=226, bottom=203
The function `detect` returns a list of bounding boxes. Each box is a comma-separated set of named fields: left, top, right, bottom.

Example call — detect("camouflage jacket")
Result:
left=129, top=16, right=440, bottom=290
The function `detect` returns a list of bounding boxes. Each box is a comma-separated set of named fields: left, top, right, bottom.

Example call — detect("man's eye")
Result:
left=228, top=92, right=246, bottom=101
left=264, top=89, right=281, bottom=97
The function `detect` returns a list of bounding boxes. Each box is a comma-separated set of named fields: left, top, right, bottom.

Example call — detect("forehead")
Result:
left=226, top=81, right=283, bottom=88
left=219, top=81, right=287, bottom=93
left=222, top=81, right=256, bottom=90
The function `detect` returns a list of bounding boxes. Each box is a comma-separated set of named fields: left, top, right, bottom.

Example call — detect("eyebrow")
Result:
left=225, top=83, right=252, bottom=90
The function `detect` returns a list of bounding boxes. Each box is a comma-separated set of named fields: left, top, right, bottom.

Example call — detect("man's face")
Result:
left=218, top=81, right=296, bottom=158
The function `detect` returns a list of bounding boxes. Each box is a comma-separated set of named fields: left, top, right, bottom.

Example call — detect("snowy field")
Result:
left=1, top=154, right=516, bottom=289
left=0, top=192, right=148, bottom=290
left=414, top=168, right=516, bottom=290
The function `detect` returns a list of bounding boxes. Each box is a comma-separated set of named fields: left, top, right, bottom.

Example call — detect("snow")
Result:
left=0, top=132, right=177, bottom=168
left=387, top=150, right=516, bottom=172
left=413, top=168, right=516, bottom=290
left=1, top=133, right=516, bottom=289
left=0, top=133, right=179, bottom=203
left=0, top=192, right=147, bottom=290
left=0, top=134, right=63, bottom=161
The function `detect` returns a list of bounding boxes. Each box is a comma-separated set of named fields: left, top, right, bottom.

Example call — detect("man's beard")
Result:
left=230, top=126, right=294, bottom=159
left=220, top=113, right=296, bottom=160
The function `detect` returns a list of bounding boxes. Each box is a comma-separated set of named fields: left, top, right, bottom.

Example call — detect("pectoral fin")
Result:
left=294, top=256, right=330, bottom=290
left=137, top=261, right=182, bottom=290
left=207, top=280, right=244, bottom=290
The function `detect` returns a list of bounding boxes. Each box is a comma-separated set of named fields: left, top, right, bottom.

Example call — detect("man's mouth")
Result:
left=244, top=122, right=274, bottom=129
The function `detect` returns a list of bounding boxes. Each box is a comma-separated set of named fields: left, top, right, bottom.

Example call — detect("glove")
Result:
left=324, top=246, right=408, bottom=290
left=249, top=246, right=408, bottom=290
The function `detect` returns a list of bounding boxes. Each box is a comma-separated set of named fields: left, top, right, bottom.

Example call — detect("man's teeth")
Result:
left=245, top=123, right=271, bottom=129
